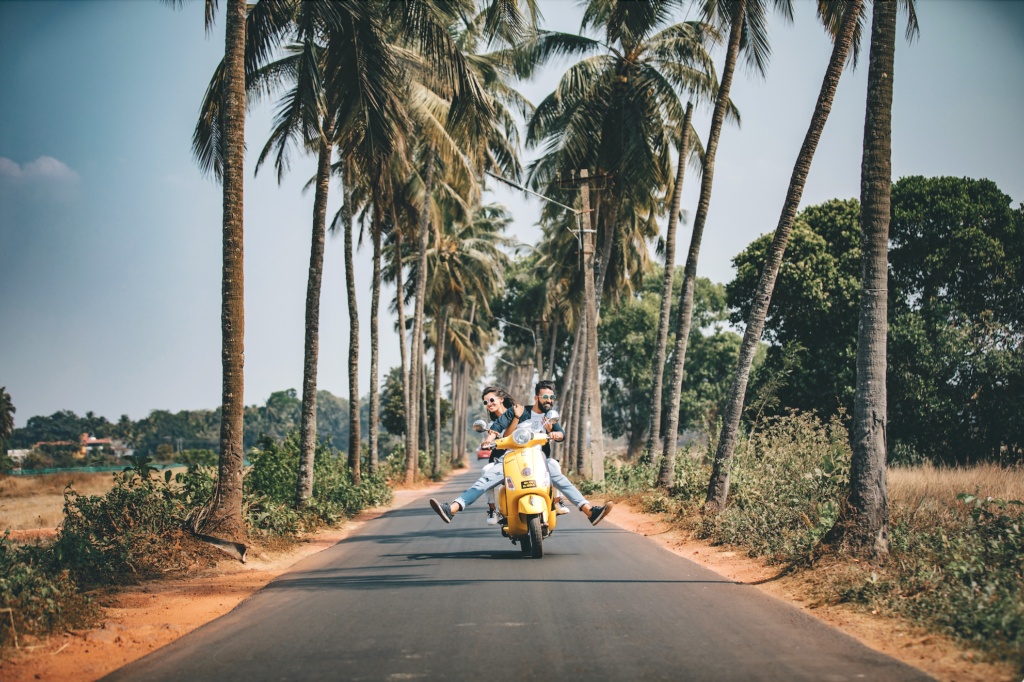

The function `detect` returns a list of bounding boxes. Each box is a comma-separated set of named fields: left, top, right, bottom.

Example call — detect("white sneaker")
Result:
left=486, top=509, right=499, bottom=526
left=555, top=499, right=570, bottom=515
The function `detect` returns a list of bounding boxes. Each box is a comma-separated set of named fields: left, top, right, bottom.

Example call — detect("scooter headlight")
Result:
left=512, top=428, right=532, bottom=446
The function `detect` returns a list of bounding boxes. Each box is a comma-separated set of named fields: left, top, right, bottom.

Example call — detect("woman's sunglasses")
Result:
left=482, top=397, right=501, bottom=405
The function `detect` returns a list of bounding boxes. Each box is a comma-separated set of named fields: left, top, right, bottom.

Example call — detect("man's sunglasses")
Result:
left=538, top=394, right=555, bottom=400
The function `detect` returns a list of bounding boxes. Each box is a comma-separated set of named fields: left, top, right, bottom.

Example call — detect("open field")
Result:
left=888, top=462, right=1024, bottom=523
left=0, top=470, right=186, bottom=532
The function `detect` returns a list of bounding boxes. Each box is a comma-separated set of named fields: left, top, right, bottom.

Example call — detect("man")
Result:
left=429, top=381, right=613, bottom=526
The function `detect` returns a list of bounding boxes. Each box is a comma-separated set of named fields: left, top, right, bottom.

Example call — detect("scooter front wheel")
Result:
left=527, top=514, right=544, bottom=558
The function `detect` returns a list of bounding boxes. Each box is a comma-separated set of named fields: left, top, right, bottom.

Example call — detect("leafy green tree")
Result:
left=380, top=366, right=451, bottom=438
left=599, top=271, right=751, bottom=458
left=726, top=178, right=1020, bottom=465
left=888, top=176, right=1023, bottom=464
left=727, top=199, right=861, bottom=417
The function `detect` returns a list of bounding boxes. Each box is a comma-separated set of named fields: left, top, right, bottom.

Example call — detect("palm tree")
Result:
left=397, top=1, right=534, bottom=478
left=420, top=203, right=511, bottom=474
left=253, top=2, right=408, bottom=494
left=166, top=0, right=292, bottom=550
left=521, top=0, right=721, bottom=478
left=658, top=0, right=792, bottom=487
left=705, top=0, right=866, bottom=509
left=0, top=387, right=14, bottom=454
left=643, top=101, right=699, bottom=462
left=847, top=0, right=918, bottom=558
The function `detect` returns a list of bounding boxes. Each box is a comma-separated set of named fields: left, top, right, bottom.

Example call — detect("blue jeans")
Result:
left=454, top=457, right=588, bottom=510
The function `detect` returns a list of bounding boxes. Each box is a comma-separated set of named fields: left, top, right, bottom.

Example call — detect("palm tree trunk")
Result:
left=644, top=102, right=694, bottom=463
left=203, top=0, right=247, bottom=547
left=848, top=0, right=896, bottom=559
left=557, top=320, right=581, bottom=412
left=366, top=200, right=382, bottom=478
left=392, top=225, right=414, bottom=484
left=547, top=320, right=559, bottom=379
left=534, top=325, right=544, bottom=386
left=296, top=127, right=333, bottom=507
left=340, top=158, right=362, bottom=485
left=433, top=306, right=448, bottom=476
left=570, top=310, right=587, bottom=472
left=450, top=356, right=462, bottom=465
left=420, top=357, right=429, bottom=455
left=594, top=190, right=619, bottom=300
left=408, top=141, right=436, bottom=480
left=706, top=0, right=863, bottom=510
left=658, top=2, right=746, bottom=489
left=580, top=170, right=605, bottom=481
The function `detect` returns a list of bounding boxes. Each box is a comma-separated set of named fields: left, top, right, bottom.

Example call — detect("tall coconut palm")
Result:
left=167, top=0, right=293, bottom=550
left=847, top=0, right=918, bottom=558
left=521, top=0, right=721, bottom=478
left=658, top=0, right=792, bottom=486
left=0, top=387, right=14, bottom=454
left=420, top=202, right=511, bottom=473
left=253, top=2, right=408, bottom=495
left=705, top=0, right=866, bottom=509
left=643, top=101, right=699, bottom=461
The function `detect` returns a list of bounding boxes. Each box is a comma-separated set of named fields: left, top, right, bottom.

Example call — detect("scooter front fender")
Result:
left=518, top=494, right=547, bottom=516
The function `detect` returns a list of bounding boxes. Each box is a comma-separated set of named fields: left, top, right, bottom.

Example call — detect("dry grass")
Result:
left=0, top=470, right=185, bottom=532
left=888, top=462, right=1024, bottom=531
left=1, top=472, right=119, bottom=531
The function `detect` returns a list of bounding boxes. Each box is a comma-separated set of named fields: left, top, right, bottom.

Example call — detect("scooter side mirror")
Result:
left=545, top=410, right=560, bottom=423
left=472, top=420, right=488, bottom=433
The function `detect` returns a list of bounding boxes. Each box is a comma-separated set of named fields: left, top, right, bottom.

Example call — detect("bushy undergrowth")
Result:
left=244, top=433, right=391, bottom=535
left=847, top=494, right=1023, bottom=665
left=0, top=535, right=94, bottom=648
left=2, top=433, right=395, bottom=652
left=591, top=411, right=1023, bottom=669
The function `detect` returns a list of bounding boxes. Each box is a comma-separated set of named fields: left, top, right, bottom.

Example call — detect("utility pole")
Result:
left=579, top=169, right=605, bottom=481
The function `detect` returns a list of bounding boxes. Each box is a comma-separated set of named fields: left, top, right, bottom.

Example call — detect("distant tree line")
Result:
left=5, top=388, right=373, bottom=467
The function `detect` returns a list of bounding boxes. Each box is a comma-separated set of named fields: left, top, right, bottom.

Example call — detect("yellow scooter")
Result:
left=475, top=411, right=560, bottom=559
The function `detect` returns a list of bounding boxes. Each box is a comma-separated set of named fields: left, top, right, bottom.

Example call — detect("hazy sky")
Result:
left=2, top=1, right=1022, bottom=427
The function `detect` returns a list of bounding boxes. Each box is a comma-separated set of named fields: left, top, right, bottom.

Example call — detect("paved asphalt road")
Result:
left=104, top=461, right=932, bottom=682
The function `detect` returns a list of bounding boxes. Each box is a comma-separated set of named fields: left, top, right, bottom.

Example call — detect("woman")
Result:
left=480, top=386, right=518, bottom=526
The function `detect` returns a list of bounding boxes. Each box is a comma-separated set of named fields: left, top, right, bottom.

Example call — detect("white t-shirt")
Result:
left=520, top=408, right=548, bottom=434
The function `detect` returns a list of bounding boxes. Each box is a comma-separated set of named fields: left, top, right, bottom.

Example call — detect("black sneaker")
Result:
left=430, top=498, right=454, bottom=523
left=588, top=502, right=614, bottom=526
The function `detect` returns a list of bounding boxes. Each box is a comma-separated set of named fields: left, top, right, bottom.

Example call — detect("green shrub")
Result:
left=842, top=494, right=1023, bottom=666
left=693, top=411, right=850, bottom=563
left=0, top=535, right=93, bottom=647
left=244, top=432, right=392, bottom=535
left=51, top=456, right=218, bottom=586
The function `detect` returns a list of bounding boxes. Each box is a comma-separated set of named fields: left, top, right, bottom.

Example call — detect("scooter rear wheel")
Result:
left=527, top=515, right=544, bottom=558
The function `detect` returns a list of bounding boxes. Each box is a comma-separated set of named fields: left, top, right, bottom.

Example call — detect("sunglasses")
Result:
left=482, top=397, right=501, bottom=405
left=538, top=394, right=555, bottom=400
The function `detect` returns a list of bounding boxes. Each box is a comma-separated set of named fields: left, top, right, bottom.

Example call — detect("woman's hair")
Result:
left=481, top=385, right=516, bottom=410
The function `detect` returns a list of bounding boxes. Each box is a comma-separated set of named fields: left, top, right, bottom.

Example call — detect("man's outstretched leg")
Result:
left=546, top=458, right=613, bottom=526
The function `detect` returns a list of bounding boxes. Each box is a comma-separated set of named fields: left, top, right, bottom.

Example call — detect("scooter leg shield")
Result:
left=518, top=494, right=547, bottom=516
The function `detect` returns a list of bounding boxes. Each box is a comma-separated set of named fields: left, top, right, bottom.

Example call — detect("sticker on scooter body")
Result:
left=521, top=479, right=536, bottom=489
